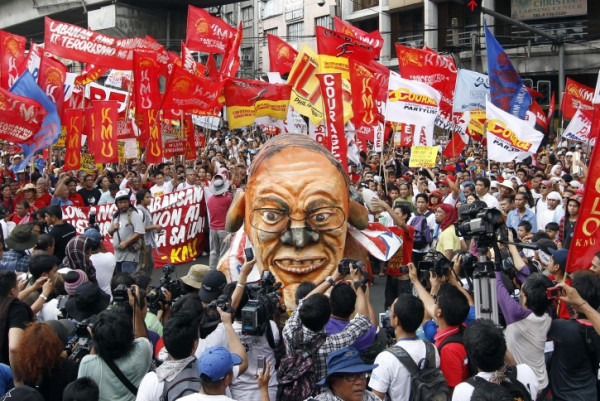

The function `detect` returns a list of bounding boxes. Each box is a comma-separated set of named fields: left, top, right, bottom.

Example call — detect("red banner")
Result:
left=0, top=31, right=26, bottom=90
left=561, top=78, right=594, bottom=120
left=349, top=59, right=388, bottom=140
left=180, top=41, right=206, bottom=78
left=63, top=108, right=83, bottom=171
left=61, top=187, right=206, bottom=267
left=164, top=138, right=186, bottom=158
left=44, top=17, right=168, bottom=69
left=267, top=34, right=298, bottom=75
left=220, top=22, right=242, bottom=79
left=333, top=17, right=383, bottom=59
left=75, top=64, right=108, bottom=85
left=316, top=26, right=378, bottom=62
left=84, top=107, right=95, bottom=151
left=186, top=6, right=236, bottom=54
left=161, top=66, right=223, bottom=112
left=317, top=73, right=347, bottom=172
left=89, top=101, right=118, bottom=163
left=38, top=55, right=67, bottom=118
left=144, top=109, right=163, bottom=164
left=133, top=51, right=161, bottom=111
left=442, top=133, right=466, bottom=159
left=117, top=118, right=135, bottom=139
left=0, top=87, right=46, bottom=144
left=184, top=115, right=196, bottom=160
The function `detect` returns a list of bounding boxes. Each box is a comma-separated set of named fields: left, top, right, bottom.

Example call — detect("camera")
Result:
left=418, top=251, right=452, bottom=277
left=56, top=295, right=70, bottom=319
left=455, top=201, right=505, bottom=240
left=546, top=286, right=562, bottom=300
left=66, top=316, right=97, bottom=363
left=338, top=258, right=367, bottom=277
left=241, top=270, right=282, bottom=336
left=112, top=284, right=130, bottom=304
left=379, top=311, right=396, bottom=346
left=147, top=264, right=182, bottom=313
left=88, top=207, right=99, bottom=231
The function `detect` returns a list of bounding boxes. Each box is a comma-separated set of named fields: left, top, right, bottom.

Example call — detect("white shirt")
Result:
left=452, top=364, right=538, bottom=401
left=90, top=252, right=116, bottom=297
left=177, top=181, right=198, bottom=191
left=369, top=339, right=440, bottom=401
left=443, top=192, right=458, bottom=207
left=194, top=323, right=231, bottom=360
left=150, top=184, right=172, bottom=197
left=480, top=192, right=500, bottom=209
left=136, top=371, right=164, bottom=401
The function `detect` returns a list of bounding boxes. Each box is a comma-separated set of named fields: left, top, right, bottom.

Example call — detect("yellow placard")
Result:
left=409, top=146, right=438, bottom=168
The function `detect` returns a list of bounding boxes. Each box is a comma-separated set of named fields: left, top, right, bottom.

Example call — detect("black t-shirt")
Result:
left=26, top=359, right=78, bottom=401
left=78, top=187, right=102, bottom=206
left=548, top=319, right=597, bottom=401
left=49, top=222, right=77, bottom=261
left=1, top=301, right=32, bottom=365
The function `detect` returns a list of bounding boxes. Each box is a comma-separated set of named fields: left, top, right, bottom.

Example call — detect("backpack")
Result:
left=159, top=360, right=202, bottom=401
left=412, top=211, right=432, bottom=250
left=466, top=366, right=532, bottom=401
left=276, top=331, right=326, bottom=401
left=388, top=341, right=450, bottom=401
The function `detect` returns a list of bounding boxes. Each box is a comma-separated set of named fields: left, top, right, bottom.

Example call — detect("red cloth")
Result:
left=549, top=275, right=573, bottom=319
left=10, top=213, right=32, bottom=225
left=206, top=194, right=233, bottom=230
left=68, top=193, right=85, bottom=208
left=34, top=193, right=52, bottom=209
left=434, top=325, right=469, bottom=388
left=386, top=226, right=414, bottom=276
left=438, top=203, right=458, bottom=231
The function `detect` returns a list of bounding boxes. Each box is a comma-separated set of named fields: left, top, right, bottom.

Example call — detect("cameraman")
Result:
left=78, top=285, right=151, bottom=401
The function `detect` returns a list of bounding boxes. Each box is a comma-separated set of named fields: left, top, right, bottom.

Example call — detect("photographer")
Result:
left=107, top=190, right=144, bottom=274
left=78, top=285, right=151, bottom=401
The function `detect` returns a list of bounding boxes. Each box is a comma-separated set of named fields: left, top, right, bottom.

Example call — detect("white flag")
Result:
left=486, top=101, right=544, bottom=162
left=453, top=69, right=490, bottom=113
left=385, top=72, right=440, bottom=130
left=562, top=108, right=594, bottom=144
left=593, top=70, right=600, bottom=105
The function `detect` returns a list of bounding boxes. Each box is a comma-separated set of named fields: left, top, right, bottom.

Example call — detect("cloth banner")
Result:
left=316, top=26, right=378, bottom=62
left=161, top=66, right=223, bottom=113
left=164, top=138, right=187, bottom=158
left=0, top=86, right=46, bottom=144
left=267, top=34, right=298, bottom=75
left=385, top=71, right=441, bottom=130
left=287, top=45, right=324, bottom=124
left=89, top=101, right=118, bottom=164
left=486, top=101, right=544, bottom=162
left=63, top=108, right=83, bottom=171
left=453, top=69, right=490, bottom=113
left=44, top=17, right=168, bottom=69
left=181, top=41, right=206, bottom=77
left=0, top=31, right=26, bottom=90
left=61, top=188, right=206, bottom=267
left=143, top=108, right=163, bottom=163
left=561, top=78, right=594, bottom=120
left=349, top=59, right=387, bottom=141
left=75, top=64, right=109, bottom=85
left=85, top=82, right=128, bottom=113
left=133, top=52, right=161, bottom=111
left=316, top=73, right=348, bottom=172
left=484, top=22, right=532, bottom=119
left=443, top=133, right=467, bottom=159
left=219, top=22, right=242, bottom=79
left=38, top=55, right=68, bottom=118
left=333, top=16, right=383, bottom=59
left=562, top=108, right=594, bottom=144
left=186, top=5, right=236, bottom=54
left=409, top=146, right=438, bottom=168
left=224, top=78, right=291, bottom=129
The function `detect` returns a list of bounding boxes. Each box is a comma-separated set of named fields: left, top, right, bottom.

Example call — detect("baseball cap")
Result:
left=569, top=180, right=583, bottom=189
left=198, top=270, right=227, bottom=303
left=1, top=386, right=44, bottom=401
left=317, top=346, right=378, bottom=386
left=181, top=264, right=211, bottom=290
left=115, top=190, right=130, bottom=202
left=83, top=227, right=102, bottom=248
left=549, top=248, right=568, bottom=271
left=547, top=191, right=562, bottom=201
left=541, top=180, right=552, bottom=187
left=198, top=346, right=242, bottom=382
left=436, top=180, right=449, bottom=187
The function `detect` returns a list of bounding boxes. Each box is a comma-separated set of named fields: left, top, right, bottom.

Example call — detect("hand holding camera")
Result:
left=127, top=284, right=143, bottom=310
left=217, top=306, right=233, bottom=325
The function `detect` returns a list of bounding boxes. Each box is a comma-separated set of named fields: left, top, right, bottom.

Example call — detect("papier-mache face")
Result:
left=242, top=135, right=350, bottom=305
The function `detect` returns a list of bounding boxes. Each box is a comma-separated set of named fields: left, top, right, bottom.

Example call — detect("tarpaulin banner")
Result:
left=45, top=17, right=168, bottom=70
left=453, top=69, right=490, bottom=113
left=161, top=66, right=223, bottom=112
left=89, top=101, right=118, bottom=164
left=486, top=101, right=544, bottom=162
left=385, top=71, right=441, bottom=128
left=409, top=146, right=438, bottom=168
left=0, top=86, right=46, bottom=144
left=224, top=78, right=291, bottom=129
left=38, top=55, right=67, bottom=118
left=562, top=108, right=594, bottom=144
left=186, top=5, right=236, bottom=54
left=333, top=16, right=383, bottom=59
left=0, top=31, right=26, bottom=90
left=61, top=187, right=206, bottom=267
left=561, top=78, right=594, bottom=120
left=316, top=26, right=378, bottom=62
left=105, top=69, right=132, bottom=88
left=63, top=108, right=83, bottom=171
left=267, top=34, right=298, bottom=75
left=164, top=138, right=187, bottom=158
left=133, top=51, right=161, bottom=111
left=484, top=21, right=532, bottom=119
left=219, top=22, right=242, bottom=79
left=317, top=72, right=348, bottom=172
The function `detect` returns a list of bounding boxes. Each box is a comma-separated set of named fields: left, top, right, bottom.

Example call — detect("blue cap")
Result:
left=83, top=228, right=102, bottom=246
left=549, top=248, right=568, bottom=271
left=198, top=346, right=242, bottom=382
left=316, top=346, right=378, bottom=386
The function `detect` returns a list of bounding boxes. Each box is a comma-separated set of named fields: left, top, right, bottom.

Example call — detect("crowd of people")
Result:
left=0, top=128, right=598, bottom=401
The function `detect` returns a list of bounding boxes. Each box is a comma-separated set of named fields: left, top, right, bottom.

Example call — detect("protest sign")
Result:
left=409, top=146, right=438, bottom=168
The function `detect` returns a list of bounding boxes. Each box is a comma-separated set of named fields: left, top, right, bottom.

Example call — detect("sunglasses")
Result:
left=540, top=186, right=548, bottom=189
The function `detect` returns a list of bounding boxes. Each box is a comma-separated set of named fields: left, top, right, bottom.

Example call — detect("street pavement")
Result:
left=150, top=255, right=387, bottom=315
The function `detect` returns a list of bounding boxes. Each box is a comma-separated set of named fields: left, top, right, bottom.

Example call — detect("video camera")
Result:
left=455, top=201, right=505, bottom=245
left=418, top=251, right=452, bottom=277
left=147, top=264, right=182, bottom=313
left=66, top=316, right=97, bottom=363
left=241, top=270, right=282, bottom=336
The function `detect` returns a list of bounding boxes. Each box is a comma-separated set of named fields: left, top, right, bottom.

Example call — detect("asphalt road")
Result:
left=150, top=255, right=387, bottom=315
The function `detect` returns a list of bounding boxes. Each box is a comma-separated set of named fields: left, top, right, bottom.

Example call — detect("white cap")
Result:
left=566, top=151, right=574, bottom=157
left=569, top=180, right=583, bottom=188
left=115, top=190, right=130, bottom=202
left=547, top=191, right=562, bottom=201
left=490, top=181, right=498, bottom=189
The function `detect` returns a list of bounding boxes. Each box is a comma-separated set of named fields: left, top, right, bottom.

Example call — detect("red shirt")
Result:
left=68, top=193, right=85, bottom=208
left=386, top=226, right=415, bottom=276
left=434, top=325, right=469, bottom=388
left=206, top=194, right=233, bottom=230
left=34, top=193, right=52, bottom=209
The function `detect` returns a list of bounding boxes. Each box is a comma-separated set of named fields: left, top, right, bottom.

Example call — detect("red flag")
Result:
left=348, top=59, right=388, bottom=141
left=333, top=17, right=383, bottom=59
left=133, top=52, right=161, bottom=111
left=75, top=64, right=109, bottom=85
left=206, top=54, right=218, bottom=80
left=0, top=87, right=46, bottom=143
left=167, top=51, right=182, bottom=77
left=561, top=78, right=594, bottom=120
left=161, top=66, right=223, bottom=112
left=0, top=31, right=26, bottom=89
left=527, top=100, right=548, bottom=134
left=316, top=26, right=378, bottom=62
left=37, top=55, right=67, bottom=118
left=63, top=109, right=83, bottom=171
left=144, top=108, right=163, bottom=163
left=316, top=73, right=347, bottom=172
left=443, top=134, right=466, bottom=158
left=267, top=34, right=298, bottom=75
left=184, top=115, right=196, bottom=160
left=90, top=101, right=118, bottom=163
left=220, top=22, right=242, bottom=79
left=181, top=41, right=206, bottom=77
left=84, top=107, right=95, bottom=151
left=186, top=6, right=236, bottom=54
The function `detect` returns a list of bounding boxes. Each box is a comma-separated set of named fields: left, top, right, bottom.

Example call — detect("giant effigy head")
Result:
left=225, top=134, right=368, bottom=307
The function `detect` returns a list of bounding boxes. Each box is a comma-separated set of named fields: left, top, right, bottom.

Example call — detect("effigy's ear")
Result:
left=225, top=191, right=245, bottom=232
left=348, top=199, right=368, bottom=230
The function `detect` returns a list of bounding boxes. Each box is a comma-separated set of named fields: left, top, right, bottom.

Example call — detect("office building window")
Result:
left=315, top=16, right=333, bottom=31
left=264, top=28, right=278, bottom=45
left=287, top=22, right=304, bottom=41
